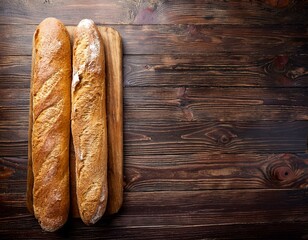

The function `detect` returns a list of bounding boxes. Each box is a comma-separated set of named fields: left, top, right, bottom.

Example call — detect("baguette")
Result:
left=71, top=19, right=108, bottom=225
left=29, top=17, right=71, bottom=232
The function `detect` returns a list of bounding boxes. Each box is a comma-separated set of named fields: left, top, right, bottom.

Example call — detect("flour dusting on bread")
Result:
left=78, top=19, right=94, bottom=29
left=72, top=73, right=80, bottom=91
left=89, top=39, right=100, bottom=62
left=72, top=19, right=107, bottom=226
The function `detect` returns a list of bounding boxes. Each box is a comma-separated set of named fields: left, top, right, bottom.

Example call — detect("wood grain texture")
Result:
left=124, top=153, right=308, bottom=191
left=2, top=189, right=308, bottom=239
left=1, top=0, right=308, bottom=238
left=124, top=54, right=308, bottom=87
left=1, top=54, right=307, bottom=88
left=1, top=24, right=307, bottom=56
left=124, top=121, right=308, bottom=155
left=1, top=222, right=308, bottom=240
left=2, top=153, right=307, bottom=193
left=1, top=120, right=307, bottom=157
left=1, top=190, right=308, bottom=227
left=99, top=27, right=124, bottom=215
left=124, top=87, right=308, bottom=121
left=1, top=87, right=307, bottom=123
left=0, top=0, right=307, bottom=25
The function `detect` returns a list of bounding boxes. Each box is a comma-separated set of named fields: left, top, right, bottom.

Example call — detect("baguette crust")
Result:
left=72, top=19, right=108, bottom=225
left=31, top=18, right=71, bottom=232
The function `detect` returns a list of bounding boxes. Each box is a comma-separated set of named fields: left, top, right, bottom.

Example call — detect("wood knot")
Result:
left=144, top=65, right=151, bottom=70
left=263, top=55, right=301, bottom=86
left=264, top=0, right=291, bottom=8
left=124, top=168, right=141, bottom=191
left=269, top=162, right=297, bottom=184
left=265, top=154, right=308, bottom=188
left=187, top=25, right=197, bottom=35
left=273, top=166, right=295, bottom=181
left=219, top=134, right=231, bottom=145
left=272, top=55, right=289, bottom=72
left=186, top=25, right=212, bottom=42
left=179, top=98, right=189, bottom=108
left=205, top=127, right=237, bottom=146
left=177, top=87, right=195, bottom=121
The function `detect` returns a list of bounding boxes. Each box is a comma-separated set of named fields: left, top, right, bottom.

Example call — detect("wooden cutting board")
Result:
left=101, top=27, right=123, bottom=216
left=27, top=26, right=123, bottom=218
left=69, top=26, right=123, bottom=218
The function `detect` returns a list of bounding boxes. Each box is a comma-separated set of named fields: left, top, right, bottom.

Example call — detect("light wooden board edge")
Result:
left=100, top=26, right=123, bottom=215
left=26, top=30, right=36, bottom=215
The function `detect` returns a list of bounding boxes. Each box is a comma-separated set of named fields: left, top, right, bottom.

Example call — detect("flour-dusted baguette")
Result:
left=71, top=19, right=108, bottom=225
left=29, top=17, right=71, bottom=232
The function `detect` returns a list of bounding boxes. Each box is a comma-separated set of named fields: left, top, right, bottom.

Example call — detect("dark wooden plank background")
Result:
left=1, top=0, right=308, bottom=239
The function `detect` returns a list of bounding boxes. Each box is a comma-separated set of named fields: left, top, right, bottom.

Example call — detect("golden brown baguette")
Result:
left=71, top=19, right=108, bottom=225
left=100, top=27, right=123, bottom=215
left=29, top=17, right=71, bottom=232
left=69, top=26, right=123, bottom=218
